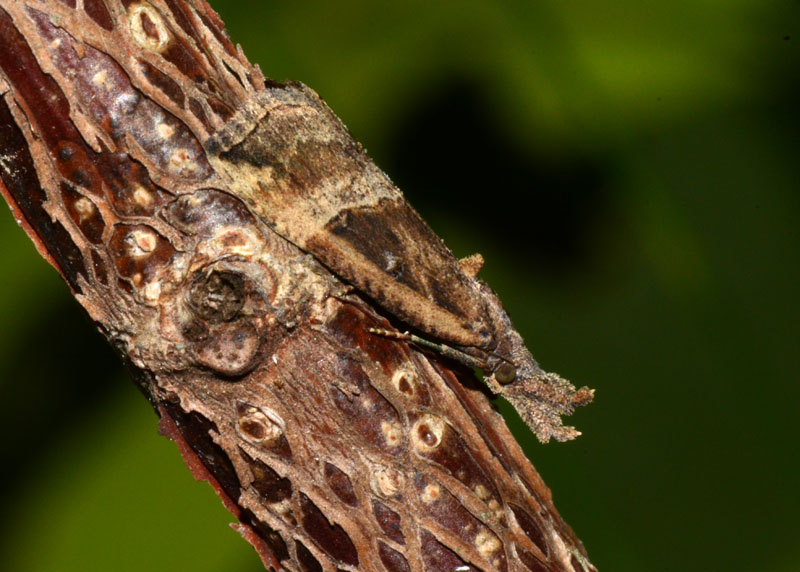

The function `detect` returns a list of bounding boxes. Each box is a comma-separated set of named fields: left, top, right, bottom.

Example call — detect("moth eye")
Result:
left=495, top=362, right=517, bottom=384
left=188, top=270, right=245, bottom=322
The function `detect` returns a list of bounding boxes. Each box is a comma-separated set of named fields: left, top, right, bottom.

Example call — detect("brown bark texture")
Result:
left=0, top=1, right=595, bottom=571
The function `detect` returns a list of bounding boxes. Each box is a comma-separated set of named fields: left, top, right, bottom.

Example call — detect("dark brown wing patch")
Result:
left=318, top=197, right=491, bottom=345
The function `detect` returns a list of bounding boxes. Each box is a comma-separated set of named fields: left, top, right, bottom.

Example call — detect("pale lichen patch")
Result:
left=475, top=530, right=501, bottom=556
left=421, top=483, right=440, bottom=504
left=391, top=368, right=417, bottom=397
left=141, top=279, right=162, bottom=302
left=381, top=420, right=402, bottom=448
left=370, top=466, right=404, bottom=498
left=205, top=228, right=261, bottom=259
left=73, top=196, right=95, bottom=222
left=168, top=148, right=198, bottom=173
left=412, top=414, right=445, bottom=453
left=128, top=2, right=171, bottom=52
left=474, top=484, right=491, bottom=501
left=91, top=69, right=109, bottom=88
left=236, top=406, right=284, bottom=445
left=157, top=122, right=174, bottom=139
left=127, top=227, right=157, bottom=256
left=132, top=185, right=154, bottom=209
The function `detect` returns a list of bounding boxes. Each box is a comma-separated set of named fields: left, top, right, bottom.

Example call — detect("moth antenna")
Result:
left=367, top=327, right=411, bottom=340
left=368, top=328, right=489, bottom=370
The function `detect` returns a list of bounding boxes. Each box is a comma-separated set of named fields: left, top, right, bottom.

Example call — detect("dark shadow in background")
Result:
left=0, top=299, right=123, bottom=515
left=383, top=77, right=612, bottom=276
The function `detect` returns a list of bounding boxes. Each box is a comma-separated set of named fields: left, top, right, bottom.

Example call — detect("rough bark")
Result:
left=0, top=2, right=594, bottom=571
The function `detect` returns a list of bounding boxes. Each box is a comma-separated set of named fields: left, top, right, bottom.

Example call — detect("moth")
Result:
left=0, top=1, right=595, bottom=571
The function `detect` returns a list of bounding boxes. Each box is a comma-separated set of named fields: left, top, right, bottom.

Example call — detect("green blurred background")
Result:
left=1, top=0, right=798, bottom=570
